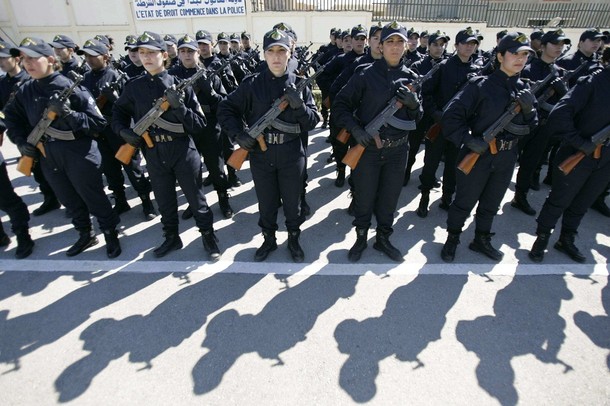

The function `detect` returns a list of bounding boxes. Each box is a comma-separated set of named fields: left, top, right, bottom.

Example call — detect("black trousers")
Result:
left=196, top=124, right=229, bottom=192
left=447, top=145, right=518, bottom=234
left=249, top=138, right=305, bottom=232
left=41, top=138, right=119, bottom=231
left=0, top=161, right=30, bottom=233
left=537, top=144, right=610, bottom=233
left=144, top=136, right=214, bottom=233
left=419, top=132, right=458, bottom=195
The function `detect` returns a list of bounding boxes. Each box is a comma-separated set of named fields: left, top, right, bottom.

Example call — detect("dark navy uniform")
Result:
left=123, top=63, right=145, bottom=79
left=5, top=69, right=120, bottom=256
left=334, top=54, right=422, bottom=262
left=218, top=59, right=319, bottom=261
left=441, top=65, right=538, bottom=261
left=556, top=50, right=600, bottom=87
left=60, top=56, right=89, bottom=77
left=201, top=54, right=238, bottom=93
left=530, top=67, right=610, bottom=263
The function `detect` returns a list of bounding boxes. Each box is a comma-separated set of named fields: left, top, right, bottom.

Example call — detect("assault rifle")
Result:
left=115, top=58, right=231, bottom=165
left=536, top=59, right=588, bottom=105
left=337, top=62, right=441, bottom=145
left=17, top=71, right=83, bottom=176
left=96, top=71, right=127, bottom=110
left=558, top=123, right=610, bottom=175
left=457, top=72, right=556, bottom=175
left=227, top=67, right=325, bottom=170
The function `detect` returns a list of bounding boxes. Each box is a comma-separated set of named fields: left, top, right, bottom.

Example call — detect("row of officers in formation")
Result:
left=0, top=21, right=608, bottom=265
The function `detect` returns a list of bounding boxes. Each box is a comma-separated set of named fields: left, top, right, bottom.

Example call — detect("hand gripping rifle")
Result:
left=337, top=62, right=441, bottom=146
left=115, top=59, right=231, bottom=165
left=16, top=71, right=83, bottom=176
left=227, top=67, right=325, bottom=170
left=558, top=123, right=610, bottom=175
left=96, top=70, right=127, bottom=111
left=457, top=72, right=556, bottom=175
left=536, top=59, right=588, bottom=106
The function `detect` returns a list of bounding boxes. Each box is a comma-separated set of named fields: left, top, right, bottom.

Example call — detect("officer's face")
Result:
left=531, top=39, right=542, bottom=51
left=456, top=41, right=477, bottom=59
left=0, top=56, right=18, bottom=74
left=21, top=54, right=54, bottom=79
left=138, top=48, right=167, bottom=75
left=53, top=46, right=71, bottom=63
left=498, top=50, right=530, bottom=76
left=342, top=36, right=353, bottom=52
left=382, top=35, right=406, bottom=67
left=369, top=32, right=382, bottom=58
left=178, top=47, right=199, bottom=68
left=128, top=48, right=141, bottom=65
left=407, top=35, right=418, bottom=51
left=580, top=38, right=602, bottom=56
left=198, top=42, right=212, bottom=58
left=241, top=38, right=250, bottom=48
left=218, top=41, right=230, bottom=54
left=230, top=41, right=240, bottom=52
left=542, top=41, right=565, bottom=60
left=264, top=45, right=290, bottom=77
left=167, top=43, right=177, bottom=58
left=429, top=40, right=446, bottom=59
left=84, top=53, right=106, bottom=71
left=420, top=36, right=429, bottom=47
left=352, top=36, right=367, bottom=54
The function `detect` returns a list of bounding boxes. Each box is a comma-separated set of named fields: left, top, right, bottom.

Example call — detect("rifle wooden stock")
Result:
left=425, top=123, right=441, bottom=142
left=558, top=145, right=602, bottom=175
left=337, top=128, right=350, bottom=144
left=16, top=156, right=34, bottom=176
left=342, top=144, right=365, bottom=170
left=489, top=139, right=497, bottom=155
left=227, top=147, right=249, bottom=170
left=114, top=131, right=154, bottom=165
left=323, top=96, right=330, bottom=109
left=457, top=151, right=480, bottom=175
left=96, top=94, right=108, bottom=111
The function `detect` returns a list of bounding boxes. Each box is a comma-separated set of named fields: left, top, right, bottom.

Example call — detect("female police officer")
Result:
left=5, top=37, right=121, bottom=258
left=112, top=31, right=221, bottom=260
left=217, top=28, right=319, bottom=263
left=333, top=21, right=422, bottom=263
left=440, top=33, right=538, bottom=262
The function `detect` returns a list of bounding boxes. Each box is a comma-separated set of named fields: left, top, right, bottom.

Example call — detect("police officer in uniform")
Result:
left=168, top=34, right=234, bottom=220
left=440, top=33, right=538, bottom=263
left=123, top=35, right=146, bottom=79
left=112, top=31, right=221, bottom=260
left=556, top=28, right=604, bottom=86
left=403, top=27, right=423, bottom=66
left=5, top=37, right=121, bottom=258
left=49, top=34, right=89, bottom=77
left=334, top=22, right=422, bottom=262
left=163, top=34, right=180, bottom=68
left=0, top=39, right=60, bottom=216
left=529, top=58, right=610, bottom=263
left=78, top=38, right=157, bottom=220
left=218, top=28, right=319, bottom=263
left=240, top=32, right=261, bottom=72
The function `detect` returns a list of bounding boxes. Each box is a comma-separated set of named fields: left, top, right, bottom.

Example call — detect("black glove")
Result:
left=579, top=140, right=597, bottom=156
left=119, top=128, right=142, bottom=148
left=395, top=87, right=420, bottom=110
left=100, top=82, right=119, bottom=103
left=18, top=142, right=39, bottom=158
left=47, top=93, right=72, bottom=118
left=466, top=137, right=488, bottom=154
left=283, top=84, right=304, bottom=110
left=164, top=85, right=185, bottom=110
left=236, top=132, right=257, bottom=151
left=550, top=78, right=568, bottom=97
left=516, top=89, right=535, bottom=115
left=351, top=126, right=374, bottom=148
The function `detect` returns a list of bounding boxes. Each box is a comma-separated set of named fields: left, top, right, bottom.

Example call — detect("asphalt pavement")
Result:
left=1, top=128, right=609, bottom=405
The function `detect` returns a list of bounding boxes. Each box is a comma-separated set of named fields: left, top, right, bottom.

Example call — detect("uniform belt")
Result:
left=504, top=122, right=530, bottom=136
left=152, top=133, right=185, bottom=143
left=45, top=127, right=76, bottom=141
left=152, top=117, right=185, bottom=133
left=264, top=131, right=298, bottom=145
left=381, top=135, right=409, bottom=148
left=496, top=138, right=518, bottom=151
left=270, top=118, right=302, bottom=133
left=385, top=116, right=416, bottom=131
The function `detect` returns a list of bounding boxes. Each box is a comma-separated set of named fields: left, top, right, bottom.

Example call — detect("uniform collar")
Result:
left=36, top=71, right=61, bottom=86
left=491, top=68, right=520, bottom=88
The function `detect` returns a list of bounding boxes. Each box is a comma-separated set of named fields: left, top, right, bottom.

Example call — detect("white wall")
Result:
left=0, top=0, right=591, bottom=57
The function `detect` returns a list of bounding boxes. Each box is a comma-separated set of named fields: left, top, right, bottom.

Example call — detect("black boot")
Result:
left=441, top=232, right=460, bottom=263
left=154, top=232, right=183, bottom=258
left=67, top=228, right=98, bottom=257
left=287, top=230, right=304, bottom=263
left=103, top=229, right=121, bottom=259
left=300, top=193, right=311, bottom=217
left=591, top=195, right=610, bottom=218
left=140, top=194, right=157, bottom=221
left=14, top=228, right=34, bottom=259
left=227, top=169, right=242, bottom=187
left=182, top=206, right=193, bottom=220
left=373, top=230, right=403, bottom=262
left=529, top=231, right=551, bottom=263
left=511, top=190, right=536, bottom=216
left=254, top=230, right=277, bottom=262
left=112, top=191, right=131, bottom=215
left=202, top=229, right=221, bottom=261
left=33, top=194, right=60, bottom=216
left=530, top=168, right=541, bottom=191
left=469, top=231, right=503, bottom=261
left=0, top=229, right=9, bottom=247
left=335, top=168, right=345, bottom=188
left=554, top=230, right=586, bottom=263
left=348, top=227, right=368, bottom=262
left=218, top=191, right=234, bottom=219
left=439, top=193, right=452, bottom=211
left=416, top=191, right=430, bottom=218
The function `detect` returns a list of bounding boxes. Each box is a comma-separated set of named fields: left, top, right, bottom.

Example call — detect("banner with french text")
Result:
left=134, top=0, right=246, bottom=20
